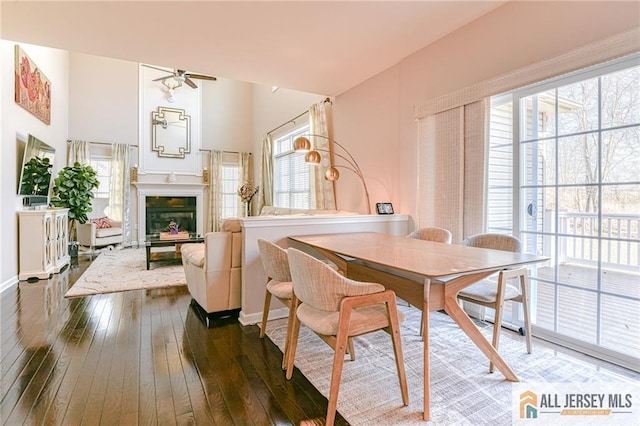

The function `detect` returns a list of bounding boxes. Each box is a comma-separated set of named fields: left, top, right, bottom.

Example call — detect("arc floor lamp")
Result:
left=293, top=134, right=371, bottom=214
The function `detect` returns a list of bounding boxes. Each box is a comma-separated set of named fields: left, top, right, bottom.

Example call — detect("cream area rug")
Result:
left=265, top=306, right=637, bottom=425
left=65, top=248, right=186, bottom=298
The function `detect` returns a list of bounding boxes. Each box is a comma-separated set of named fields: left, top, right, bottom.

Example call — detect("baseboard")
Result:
left=239, top=307, right=289, bottom=326
left=0, top=275, right=18, bottom=294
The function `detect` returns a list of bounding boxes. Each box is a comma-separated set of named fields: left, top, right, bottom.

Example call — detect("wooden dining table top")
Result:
left=288, top=232, right=547, bottom=279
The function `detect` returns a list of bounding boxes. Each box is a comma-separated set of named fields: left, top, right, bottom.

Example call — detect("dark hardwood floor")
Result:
left=0, top=256, right=347, bottom=425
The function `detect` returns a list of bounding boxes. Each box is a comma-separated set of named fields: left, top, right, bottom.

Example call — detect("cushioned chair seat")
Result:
left=458, top=280, right=520, bottom=303
left=298, top=303, right=406, bottom=337
left=265, top=279, right=292, bottom=300
left=95, top=227, right=123, bottom=238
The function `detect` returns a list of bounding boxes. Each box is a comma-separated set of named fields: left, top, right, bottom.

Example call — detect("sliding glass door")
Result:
left=488, top=55, right=640, bottom=370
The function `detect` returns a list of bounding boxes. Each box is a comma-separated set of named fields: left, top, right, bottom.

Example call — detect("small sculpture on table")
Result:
left=160, top=220, right=189, bottom=240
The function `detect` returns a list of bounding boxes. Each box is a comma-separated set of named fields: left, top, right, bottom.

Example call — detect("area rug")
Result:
left=65, top=248, right=186, bottom=298
left=265, top=306, right=638, bottom=425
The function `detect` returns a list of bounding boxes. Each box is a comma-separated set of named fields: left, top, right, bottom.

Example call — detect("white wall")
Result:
left=1, top=46, right=326, bottom=286
left=332, top=1, right=640, bottom=222
left=1, top=40, right=69, bottom=289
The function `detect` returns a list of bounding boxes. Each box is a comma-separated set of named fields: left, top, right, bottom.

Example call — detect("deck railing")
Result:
left=555, top=211, right=639, bottom=271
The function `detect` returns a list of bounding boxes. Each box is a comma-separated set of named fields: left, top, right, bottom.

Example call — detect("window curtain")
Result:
left=108, top=143, right=131, bottom=246
left=67, top=140, right=91, bottom=165
left=208, top=150, right=223, bottom=231
left=257, top=133, right=273, bottom=213
left=416, top=100, right=487, bottom=243
left=238, top=152, right=253, bottom=216
left=309, top=101, right=336, bottom=209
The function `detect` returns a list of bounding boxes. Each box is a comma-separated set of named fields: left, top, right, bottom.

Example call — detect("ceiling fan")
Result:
left=143, top=64, right=217, bottom=89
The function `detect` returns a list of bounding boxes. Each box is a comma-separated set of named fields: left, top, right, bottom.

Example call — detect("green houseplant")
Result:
left=50, top=162, right=100, bottom=252
left=19, top=156, right=53, bottom=196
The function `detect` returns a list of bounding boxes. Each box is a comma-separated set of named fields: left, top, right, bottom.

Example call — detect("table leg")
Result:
left=422, top=278, right=431, bottom=421
left=443, top=274, right=519, bottom=382
left=146, top=245, right=151, bottom=270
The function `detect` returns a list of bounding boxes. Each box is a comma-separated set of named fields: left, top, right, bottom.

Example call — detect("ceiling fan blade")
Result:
left=187, top=73, right=217, bottom=81
left=142, top=64, right=175, bottom=73
left=184, top=77, right=198, bottom=89
left=152, top=76, right=172, bottom=82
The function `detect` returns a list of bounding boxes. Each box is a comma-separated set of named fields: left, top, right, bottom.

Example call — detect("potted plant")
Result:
left=19, top=156, right=53, bottom=195
left=50, top=162, right=99, bottom=256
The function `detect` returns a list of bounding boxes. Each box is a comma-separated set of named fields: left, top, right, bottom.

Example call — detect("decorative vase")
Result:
left=246, top=202, right=251, bottom=217
left=68, top=241, right=79, bottom=258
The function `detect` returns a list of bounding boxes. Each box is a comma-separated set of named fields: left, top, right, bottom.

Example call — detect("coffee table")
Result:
left=145, top=233, right=204, bottom=270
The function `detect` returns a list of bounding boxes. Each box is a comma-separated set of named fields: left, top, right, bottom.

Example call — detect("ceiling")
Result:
left=1, top=1, right=507, bottom=96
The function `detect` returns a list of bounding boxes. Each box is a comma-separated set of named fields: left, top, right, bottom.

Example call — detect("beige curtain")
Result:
left=108, top=143, right=131, bottom=246
left=67, top=140, right=91, bottom=165
left=417, top=100, right=487, bottom=243
left=238, top=152, right=253, bottom=216
left=257, top=134, right=273, bottom=213
left=208, top=150, right=223, bottom=232
left=309, top=101, right=336, bottom=209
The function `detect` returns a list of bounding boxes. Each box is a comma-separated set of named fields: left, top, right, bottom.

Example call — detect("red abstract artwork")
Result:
left=15, top=45, right=51, bottom=125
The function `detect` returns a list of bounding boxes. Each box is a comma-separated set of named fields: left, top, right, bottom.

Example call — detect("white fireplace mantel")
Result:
left=134, top=182, right=206, bottom=243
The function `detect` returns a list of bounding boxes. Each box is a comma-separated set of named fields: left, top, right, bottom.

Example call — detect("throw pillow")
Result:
left=91, top=217, right=112, bottom=229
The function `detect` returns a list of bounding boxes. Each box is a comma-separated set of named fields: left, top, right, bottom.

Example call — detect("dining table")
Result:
left=288, top=232, right=548, bottom=421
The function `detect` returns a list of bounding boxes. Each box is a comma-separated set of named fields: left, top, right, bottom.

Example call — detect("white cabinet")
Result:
left=18, top=209, right=70, bottom=280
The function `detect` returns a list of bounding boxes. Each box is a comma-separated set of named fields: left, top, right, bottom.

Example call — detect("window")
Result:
left=90, top=157, right=111, bottom=199
left=487, top=55, right=640, bottom=369
left=273, top=126, right=311, bottom=209
left=221, top=163, right=240, bottom=219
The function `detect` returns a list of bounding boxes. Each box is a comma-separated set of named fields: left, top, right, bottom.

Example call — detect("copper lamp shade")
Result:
left=325, top=167, right=340, bottom=181
left=305, top=150, right=322, bottom=164
left=293, top=136, right=312, bottom=152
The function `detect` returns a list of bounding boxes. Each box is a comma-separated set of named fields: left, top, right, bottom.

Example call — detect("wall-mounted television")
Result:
left=18, top=134, right=55, bottom=207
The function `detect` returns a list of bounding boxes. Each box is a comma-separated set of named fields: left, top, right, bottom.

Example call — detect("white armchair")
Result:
left=77, top=219, right=123, bottom=252
left=76, top=198, right=123, bottom=253
left=181, top=219, right=242, bottom=324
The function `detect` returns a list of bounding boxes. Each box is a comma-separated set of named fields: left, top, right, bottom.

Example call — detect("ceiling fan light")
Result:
left=294, top=137, right=311, bottom=152
left=325, top=167, right=340, bottom=181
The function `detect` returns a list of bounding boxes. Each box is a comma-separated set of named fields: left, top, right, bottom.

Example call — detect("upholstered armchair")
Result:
left=180, top=219, right=242, bottom=323
left=77, top=218, right=123, bottom=252
left=76, top=198, right=123, bottom=253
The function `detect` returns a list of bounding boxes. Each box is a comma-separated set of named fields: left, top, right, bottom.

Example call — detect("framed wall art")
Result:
left=15, top=45, right=51, bottom=125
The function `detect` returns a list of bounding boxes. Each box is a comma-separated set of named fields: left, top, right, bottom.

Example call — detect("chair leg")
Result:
left=489, top=272, right=508, bottom=373
left=520, top=270, right=533, bottom=354
left=282, top=297, right=297, bottom=370
left=326, top=311, right=352, bottom=426
left=387, top=298, right=409, bottom=406
left=285, top=303, right=301, bottom=380
left=259, top=288, right=272, bottom=338
left=346, top=338, right=356, bottom=361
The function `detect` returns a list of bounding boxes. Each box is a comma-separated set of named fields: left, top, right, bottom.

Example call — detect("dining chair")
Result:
left=456, top=233, right=532, bottom=372
left=407, top=226, right=452, bottom=244
left=407, top=226, right=453, bottom=337
left=257, top=238, right=296, bottom=369
left=285, top=247, right=409, bottom=426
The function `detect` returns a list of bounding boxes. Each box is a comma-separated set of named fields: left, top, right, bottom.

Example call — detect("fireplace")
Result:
left=145, top=196, right=196, bottom=236
left=134, top=182, right=206, bottom=244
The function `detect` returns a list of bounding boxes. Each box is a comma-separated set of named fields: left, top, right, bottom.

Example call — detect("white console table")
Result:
left=238, top=214, right=410, bottom=325
left=18, top=208, right=70, bottom=281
